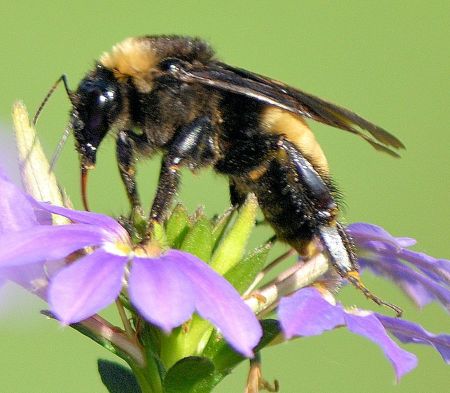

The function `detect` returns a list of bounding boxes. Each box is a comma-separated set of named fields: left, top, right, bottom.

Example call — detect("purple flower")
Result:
left=0, top=173, right=262, bottom=357
left=376, top=314, right=450, bottom=364
left=348, top=223, right=450, bottom=312
left=0, top=169, right=55, bottom=297
left=279, top=287, right=450, bottom=381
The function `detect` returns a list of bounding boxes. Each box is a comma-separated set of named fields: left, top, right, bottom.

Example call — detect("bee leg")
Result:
left=147, top=116, right=217, bottom=235
left=116, top=131, right=143, bottom=210
left=318, top=218, right=403, bottom=316
left=278, top=140, right=403, bottom=315
left=229, top=179, right=248, bottom=207
left=148, top=156, right=181, bottom=228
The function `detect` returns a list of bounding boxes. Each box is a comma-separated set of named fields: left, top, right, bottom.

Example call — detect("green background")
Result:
left=0, top=1, right=449, bottom=392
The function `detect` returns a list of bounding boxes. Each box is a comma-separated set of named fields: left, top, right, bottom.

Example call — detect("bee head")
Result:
left=71, top=66, right=122, bottom=169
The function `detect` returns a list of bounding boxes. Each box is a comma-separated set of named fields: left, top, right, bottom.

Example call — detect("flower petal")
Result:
left=129, top=256, right=195, bottom=333
left=360, top=241, right=450, bottom=288
left=32, top=200, right=127, bottom=239
left=279, top=287, right=345, bottom=338
left=48, top=249, right=126, bottom=323
left=344, top=313, right=417, bottom=381
left=278, top=288, right=417, bottom=381
left=0, top=262, right=48, bottom=298
left=377, top=314, right=450, bottom=364
left=169, top=250, right=262, bottom=357
left=361, top=256, right=450, bottom=311
left=349, top=223, right=450, bottom=312
left=348, top=223, right=416, bottom=249
left=0, top=224, right=108, bottom=267
left=0, top=171, right=41, bottom=232
left=399, top=249, right=450, bottom=287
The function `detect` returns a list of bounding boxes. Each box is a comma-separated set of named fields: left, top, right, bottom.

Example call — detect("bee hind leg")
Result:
left=229, top=179, right=248, bottom=207
left=319, top=223, right=403, bottom=317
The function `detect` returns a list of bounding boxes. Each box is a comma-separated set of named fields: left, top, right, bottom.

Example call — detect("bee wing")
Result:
left=168, top=61, right=404, bottom=157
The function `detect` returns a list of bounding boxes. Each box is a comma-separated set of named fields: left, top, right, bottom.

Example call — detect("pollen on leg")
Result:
left=347, top=270, right=361, bottom=281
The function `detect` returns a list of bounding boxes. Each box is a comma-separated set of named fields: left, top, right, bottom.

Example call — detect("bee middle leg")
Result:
left=148, top=158, right=181, bottom=226
left=146, top=116, right=218, bottom=236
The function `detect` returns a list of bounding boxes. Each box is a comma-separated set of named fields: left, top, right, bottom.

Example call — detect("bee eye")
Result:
left=97, top=90, right=115, bottom=106
left=77, top=76, right=119, bottom=111
left=88, top=88, right=115, bottom=110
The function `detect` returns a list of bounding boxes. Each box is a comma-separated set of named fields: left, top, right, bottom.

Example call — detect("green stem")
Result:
left=130, top=361, right=163, bottom=393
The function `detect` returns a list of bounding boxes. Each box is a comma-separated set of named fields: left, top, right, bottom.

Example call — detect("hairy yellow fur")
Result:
left=261, top=106, right=329, bottom=173
left=100, top=37, right=159, bottom=92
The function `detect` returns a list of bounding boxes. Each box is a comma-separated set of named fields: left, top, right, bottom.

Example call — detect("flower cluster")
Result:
left=348, top=223, right=450, bottom=312
left=1, top=103, right=448, bottom=392
left=274, top=222, right=450, bottom=381
left=0, top=169, right=262, bottom=358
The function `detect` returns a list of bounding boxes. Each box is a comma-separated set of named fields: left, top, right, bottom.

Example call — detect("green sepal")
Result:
left=210, top=194, right=258, bottom=274
left=211, top=207, right=235, bottom=250
left=180, top=215, right=213, bottom=261
left=131, top=207, right=148, bottom=243
left=163, top=356, right=223, bottom=393
left=224, top=242, right=272, bottom=294
left=166, top=204, right=191, bottom=248
left=202, top=319, right=281, bottom=373
left=150, top=221, right=168, bottom=248
left=97, top=359, right=140, bottom=393
left=160, top=315, right=212, bottom=369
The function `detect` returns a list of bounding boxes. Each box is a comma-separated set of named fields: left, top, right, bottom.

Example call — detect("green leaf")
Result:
left=210, top=194, right=258, bottom=274
left=163, top=356, right=222, bottom=393
left=224, top=243, right=272, bottom=294
left=166, top=204, right=190, bottom=248
left=203, top=319, right=281, bottom=373
left=201, top=330, right=242, bottom=373
left=97, top=359, right=141, bottom=393
left=180, top=215, right=213, bottom=261
left=256, top=319, right=281, bottom=349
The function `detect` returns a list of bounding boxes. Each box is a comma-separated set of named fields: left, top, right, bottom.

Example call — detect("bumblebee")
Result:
left=44, top=35, right=405, bottom=314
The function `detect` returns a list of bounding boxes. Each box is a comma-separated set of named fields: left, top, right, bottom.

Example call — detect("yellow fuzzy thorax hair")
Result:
left=100, top=37, right=159, bottom=92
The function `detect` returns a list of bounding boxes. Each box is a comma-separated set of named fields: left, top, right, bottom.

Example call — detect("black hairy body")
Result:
left=65, top=35, right=404, bottom=314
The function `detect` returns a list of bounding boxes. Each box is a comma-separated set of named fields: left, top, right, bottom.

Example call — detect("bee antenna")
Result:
left=49, top=122, right=73, bottom=173
left=33, top=74, right=73, bottom=126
